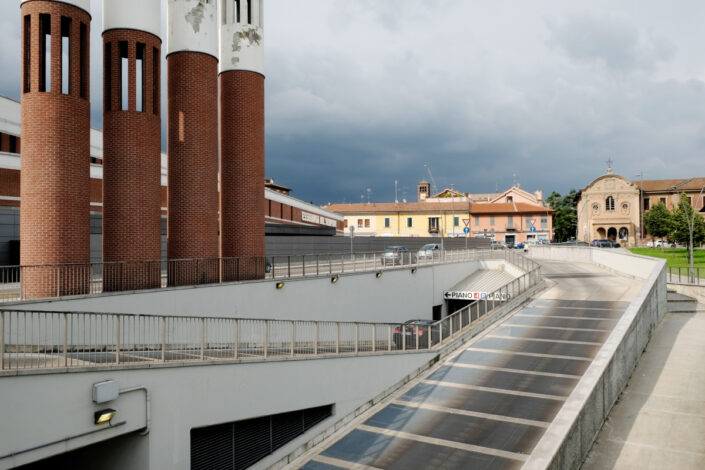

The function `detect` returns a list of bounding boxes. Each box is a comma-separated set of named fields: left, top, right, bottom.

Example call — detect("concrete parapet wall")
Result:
left=523, top=246, right=667, bottom=469
left=528, top=246, right=658, bottom=280
left=16, top=260, right=512, bottom=324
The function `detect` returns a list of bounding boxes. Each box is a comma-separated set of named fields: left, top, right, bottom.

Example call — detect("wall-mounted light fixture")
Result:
left=375, top=272, right=382, bottom=279
left=331, top=275, right=339, bottom=284
left=275, top=282, right=285, bottom=290
left=94, top=409, right=116, bottom=425
left=411, top=268, right=417, bottom=274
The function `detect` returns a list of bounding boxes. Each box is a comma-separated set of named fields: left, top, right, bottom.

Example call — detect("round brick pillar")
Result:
left=166, top=0, right=219, bottom=286
left=20, top=0, right=91, bottom=299
left=102, top=28, right=162, bottom=291
left=219, top=0, right=266, bottom=281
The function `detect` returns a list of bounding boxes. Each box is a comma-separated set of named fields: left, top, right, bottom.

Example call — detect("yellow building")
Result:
left=323, top=202, right=470, bottom=237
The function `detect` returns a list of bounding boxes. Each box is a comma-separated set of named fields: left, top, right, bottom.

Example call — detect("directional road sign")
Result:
left=463, top=219, right=470, bottom=227
left=530, top=226, right=536, bottom=232
left=463, top=227, right=470, bottom=234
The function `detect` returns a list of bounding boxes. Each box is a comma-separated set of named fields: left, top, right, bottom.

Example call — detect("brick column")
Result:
left=102, top=0, right=162, bottom=291
left=166, top=0, right=219, bottom=286
left=219, top=0, right=266, bottom=281
left=20, top=0, right=91, bottom=299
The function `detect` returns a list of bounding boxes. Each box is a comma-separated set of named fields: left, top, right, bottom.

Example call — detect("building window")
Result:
left=9, top=136, right=17, bottom=154
left=428, top=217, right=439, bottom=233
left=357, top=219, right=363, bottom=228
left=344, top=219, right=348, bottom=228
left=644, top=198, right=650, bottom=210
left=507, top=215, right=513, bottom=229
left=407, top=217, right=413, bottom=228
left=506, top=196, right=513, bottom=203
left=80, top=22, right=87, bottom=98
left=39, top=14, right=51, bottom=93
left=384, top=217, right=390, bottom=228
left=136, top=43, right=145, bottom=112
left=605, top=196, right=615, bottom=211
left=153, top=47, right=159, bottom=115
left=475, top=216, right=479, bottom=226
left=453, top=216, right=459, bottom=227
left=104, top=42, right=111, bottom=110
left=119, top=41, right=128, bottom=111
left=490, top=216, right=495, bottom=226
left=688, top=197, right=692, bottom=206
left=364, top=219, right=370, bottom=228
left=525, top=215, right=531, bottom=226
left=541, top=215, right=548, bottom=228
left=660, top=197, right=667, bottom=205
left=23, top=15, right=30, bottom=93
left=61, top=17, right=71, bottom=95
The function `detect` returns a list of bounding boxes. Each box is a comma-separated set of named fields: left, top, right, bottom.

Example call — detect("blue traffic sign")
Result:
left=530, top=226, right=536, bottom=232
left=463, top=227, right=470, bottom=234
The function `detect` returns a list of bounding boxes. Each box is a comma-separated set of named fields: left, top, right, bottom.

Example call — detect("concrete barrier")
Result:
left=524, top=246, right=667, bottom=469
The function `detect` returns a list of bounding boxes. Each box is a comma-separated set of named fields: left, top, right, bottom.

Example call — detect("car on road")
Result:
left=591, top=239, right=621, bottom=248
left=490, top=241, right=507, bottom=249
left=513, top=242, right=525, bottom=249
left=417, top=243, right=441, bottom=260
left=393, top=319, right=449, bottom=349
left=381, top=246, right=412, bottom=265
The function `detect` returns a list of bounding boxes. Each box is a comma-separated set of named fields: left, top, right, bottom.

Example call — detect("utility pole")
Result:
left=450, top=183, right=456, bottom=237
left=636, top=171, right=644, bottom=247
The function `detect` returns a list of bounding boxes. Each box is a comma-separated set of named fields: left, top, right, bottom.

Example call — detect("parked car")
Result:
left=393, top=319, right=449, bottom=349
left=490, top=241, right=507, bottom=249
left=417, top=243, right=441, bottom=260
left=513, top=242, right=525, bottom=249
left=591, top=239, right=621, bottom=248
left=381, top=246, right=412, bottom=265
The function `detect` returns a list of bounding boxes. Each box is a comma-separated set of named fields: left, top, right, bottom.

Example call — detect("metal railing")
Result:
left=0, top=254, right=541, bottom=372
left=0, top=248, right=535, bottom=303
left=666, top=266, right=704, bottom=286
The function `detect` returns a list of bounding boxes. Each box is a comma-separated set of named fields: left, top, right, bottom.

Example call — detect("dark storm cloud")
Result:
left=2, top=0, right=705, bottom=205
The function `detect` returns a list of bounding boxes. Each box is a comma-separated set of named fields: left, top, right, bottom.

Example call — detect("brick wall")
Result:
left=220, top=70, right=265, bottom=280
left=167, top=51, right=219, bottom=285
left=20, top=1, right=91, bottom=297
left=102, top=29, right=162, bottom=290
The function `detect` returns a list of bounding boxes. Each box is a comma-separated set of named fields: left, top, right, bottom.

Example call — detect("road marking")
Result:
left=448, top=362, right=582, bottom=379
left=514, top=313, right=616, bottom=322
left=501, top=323, right=609, bottom=333
left=312, top=455, right=384, bottom=470
left=466, top=347, right=593, bottom=361
left=422, top=379, right=568, bottom=401
left=357, top=424, right=528, bottom=462
left=392, top=400, right=550, bottom=428
left=487, top=335, right=602, bottom=346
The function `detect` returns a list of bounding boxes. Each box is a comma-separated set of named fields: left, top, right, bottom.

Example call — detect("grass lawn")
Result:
left=628, top=248, right=705, bottom=273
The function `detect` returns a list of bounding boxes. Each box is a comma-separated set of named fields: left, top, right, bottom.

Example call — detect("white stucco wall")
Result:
left=219, top=0, right=263, bottom=74
left=167, top=0, right=218, bottom=57
left=103, top=0, right=161, bottom=37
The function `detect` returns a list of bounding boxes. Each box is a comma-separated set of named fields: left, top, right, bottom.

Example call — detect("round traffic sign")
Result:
left=463, top=227, right=470, bottom=234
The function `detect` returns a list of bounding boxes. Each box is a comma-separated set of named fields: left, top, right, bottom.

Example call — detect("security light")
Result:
left=375, top=272, right=382, bottom=279
left=331, top=275, right=339, bottom=284
left=411, top=268, right=417, bottom=274
left=275, top=282, right=285, bottom=290
left=94, top=409, right=116, bottom=425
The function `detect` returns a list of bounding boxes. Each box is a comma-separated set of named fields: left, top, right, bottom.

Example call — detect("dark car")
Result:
left=381, top=246, right=412, bottom=265
left=265, top=258, right=272, bottom=273
left=393, top=319, right=449, bottom=349
left=591, top=239, right=621, bottom=248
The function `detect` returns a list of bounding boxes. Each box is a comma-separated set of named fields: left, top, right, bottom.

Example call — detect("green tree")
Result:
left=547, top=190, right=578, bottom=241
left=671, top=193, right=705, bottom=248
left=643, top=202, right=672, bottom=247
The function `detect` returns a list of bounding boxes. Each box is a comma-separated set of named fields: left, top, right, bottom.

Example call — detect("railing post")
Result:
left=19, top=266, right=23, bottom=300
left=336, top=322, right=340, bottom=354
left=56, top=265, right=60, bottom=298
left=415, top=325, right=419, bottom=350
left=287, top=256, right=291, bottom=278
left=329, top=255, right=332, bottom=274
left=0, top=311, right=4, bottom=370
left=316, top=255, right=320, bottom=276
left=402, top=325, right=406, bottom=351
left=302, top=255, right=306, bottom=277
left=354, top=323, right=359, bottom=353
left=314, top=322, right=319, bottom=355
left=200, top=318, right=205, bottom=360
left=450, top=315, right=454, bottom=337
left=264, top=320, right=269, bottom=358
left=63, top=313, right=68, bottom=367
left=161, top=316, right=166, bottom=362
left=439, top=319, right=443, bottom=343
left=341, top=254, right=345, bottom=273
left=234, top=319, right=239, bottom=360
left=372, top=324, right=376, bottom=352
left=291, top=321, right=295, bottom=357
left=387, top=325, right=392, bottom=351
left=116, top=315, right=121, bottom=365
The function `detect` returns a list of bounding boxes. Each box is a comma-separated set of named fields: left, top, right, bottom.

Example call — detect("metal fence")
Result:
left=0, top=253, right=541, bottom=372
left=0, top=249, right=533, bottom=303
left=666, top=266, right=705, bottom=286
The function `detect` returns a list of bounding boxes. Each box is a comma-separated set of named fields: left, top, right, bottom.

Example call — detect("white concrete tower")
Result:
left=218, top=0, right=266, bottom=280
left=102, top=0, right=163, bottom=291
left=166, top=0, right=220, bottom=286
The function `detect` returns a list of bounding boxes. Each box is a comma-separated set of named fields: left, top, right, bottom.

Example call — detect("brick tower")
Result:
left=20, top=0, right=91, bottom=299
left=166, top=0, right=219, bottom=286
left=102, top=0, right=162, bottom=291
left=219, top=0, right=266, bottom=280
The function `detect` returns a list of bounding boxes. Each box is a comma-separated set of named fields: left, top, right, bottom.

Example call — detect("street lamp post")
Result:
left=636, top=172, right=644, bottom=247
left=687, top=185, right=705, bottom=282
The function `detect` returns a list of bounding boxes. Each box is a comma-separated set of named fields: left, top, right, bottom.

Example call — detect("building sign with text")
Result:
left=443, top=291, right=512, bottom=301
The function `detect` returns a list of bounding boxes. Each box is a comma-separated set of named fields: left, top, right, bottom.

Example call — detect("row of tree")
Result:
left=643, top=193, right=705, bottom=248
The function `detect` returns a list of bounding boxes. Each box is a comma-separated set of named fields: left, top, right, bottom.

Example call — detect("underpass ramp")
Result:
left=294, top=262, right=639, bottom=470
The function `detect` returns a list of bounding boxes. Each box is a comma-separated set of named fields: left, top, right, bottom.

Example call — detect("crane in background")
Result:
left=424, top=163, right=439, bottom=196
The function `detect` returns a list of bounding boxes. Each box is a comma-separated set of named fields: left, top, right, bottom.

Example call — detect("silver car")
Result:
left=417, top=243, right=441, bottom=260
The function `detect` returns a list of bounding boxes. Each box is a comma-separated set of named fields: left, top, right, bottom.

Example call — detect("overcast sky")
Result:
left=2, top=1, right=705, bottom=205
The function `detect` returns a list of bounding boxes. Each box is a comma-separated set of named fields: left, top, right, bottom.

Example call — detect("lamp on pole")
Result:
left=636, top=172, right=644, bottom=247
left=687, top=185, right=705, bottom=282
left=450, top=183, right=456, bottom=237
